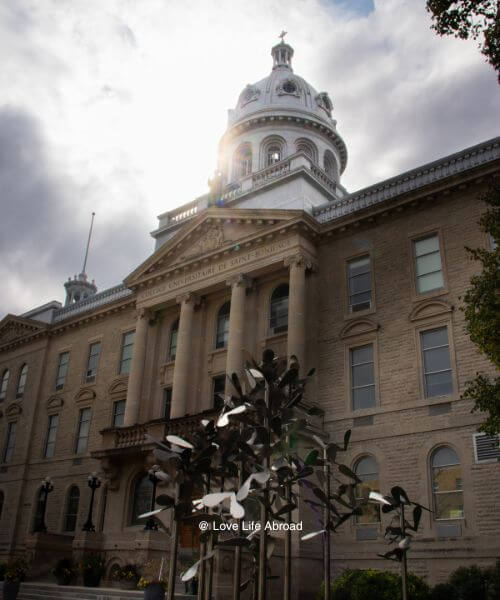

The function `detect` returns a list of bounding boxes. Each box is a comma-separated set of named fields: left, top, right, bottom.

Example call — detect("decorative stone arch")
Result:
left=340, top=318, right=379, bottom=340
left=75, top=388, right=96, bottom=403
left=46, top=395, right=64, bottom=411
left=260, top=135, right=287, bottom=169
left=232, top=142, right=253, bottom=180
left=295, top=137, right=318, bottom=163
left=108, top=379, right=128, bottom=397
left=107, top=558, right=124, bottom=581
left=323, top=149, right=338, bottom=181
left=409, top=298, right=453, bottom=322
left=5, top=403, right=22, bottom=417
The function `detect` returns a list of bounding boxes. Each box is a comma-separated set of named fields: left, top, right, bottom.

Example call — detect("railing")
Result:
left=52, top=284, right=133, bottom=323
left=252, top=158, right=291, bottom=187
left=309, top=164, right=337, bottom=193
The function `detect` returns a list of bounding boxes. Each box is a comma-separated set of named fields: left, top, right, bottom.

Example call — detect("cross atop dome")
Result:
left=272, top=34, right=294, bottom=70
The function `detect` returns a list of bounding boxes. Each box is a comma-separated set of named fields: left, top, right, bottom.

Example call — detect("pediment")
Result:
left=108, top=379, right=128, bottom=396
left=409, top=299, right=453, bottom=322
left=0, top=315, right=47, bottom=346
left=125, top=207, right=308, bottom=288
left=340, top=317, right=379, bottom=339
left=75, top=387, right=96, bottom=403
left=6, top=403, right=22, bottom=417
left=47, top=396, right=64, bottom=410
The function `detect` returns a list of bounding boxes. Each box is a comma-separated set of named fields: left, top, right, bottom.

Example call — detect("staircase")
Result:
left=0, top=582, right=197, bottom=600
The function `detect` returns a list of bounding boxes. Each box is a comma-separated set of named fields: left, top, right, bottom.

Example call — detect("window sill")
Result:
left=209, top=347, right=228, bottom=357
left=261, top=332, right=288, bottom=346
left=411, top=288, right=449, bottom=303
left=344, top=306, right=376, bottom=320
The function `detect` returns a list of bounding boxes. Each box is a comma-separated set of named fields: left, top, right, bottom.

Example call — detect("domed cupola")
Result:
left=218, top=36, right=348, bottom=193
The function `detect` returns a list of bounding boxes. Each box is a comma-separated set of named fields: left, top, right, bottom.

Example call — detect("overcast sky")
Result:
left=1, top=0, right=499, bottom=317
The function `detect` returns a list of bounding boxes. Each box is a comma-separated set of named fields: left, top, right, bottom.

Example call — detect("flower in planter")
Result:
left=119, top=564, right=140, bottom=581
left=137, top=576, right=167, bottom=591
left=51, top=558, right=77, bottom=584
left=4, top=557, right=28, bottom=582
left=79, top=553, right=105, bottom=575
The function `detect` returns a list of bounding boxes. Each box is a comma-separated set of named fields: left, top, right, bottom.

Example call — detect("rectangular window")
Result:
left=212, top=376, right=226, bottom=410
left=3, top=422, right=17, bottom=463
left=119, top=331, right=135, bottom=374
left=112, top=400, right=125, bottom=427
left=75, top=408, right=91, bottom=454
left=44, top=414, right=59, bottom=458
left=414, top=234, right=444, bottom=293
left=85, top=342, right=101, bottom=383
left=163, top=388, right=172, bottom=419
left=350, top=344, right=376, bottom=410
left=421, top=327, right=453, bottom=398
left=55, top=352, right=70, bottom=390
left=348, top=256, right=372, bottom=312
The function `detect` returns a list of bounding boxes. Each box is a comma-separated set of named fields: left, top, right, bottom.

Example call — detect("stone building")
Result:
left=0, top=39, right=499, bottom=599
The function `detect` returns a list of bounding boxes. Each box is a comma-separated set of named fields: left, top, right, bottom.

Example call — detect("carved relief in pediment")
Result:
left=75, top=388, right=96, bottom=403
left=0, top=316, right=45, bottom=345
left=108, top=379, right=128, bottom=396
left=6, top=403, right=22, bottom=417
left=340, top=318, right=379, bottom=339
left=178, top=225, right=227, bottom=261
left=409, top=299, right=453, bottom=322
left=47, top=396, right=64, bottom=410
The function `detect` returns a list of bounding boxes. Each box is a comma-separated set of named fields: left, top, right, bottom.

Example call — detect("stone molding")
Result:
left=75, top=387, right=96, bottom=403
left=226, top=273, right=253, bottom=289
left=409, top=298, right=454, bottom=322
left=284, top=252, right=317, bottom=272
left=340, top=317, right=379, bottom=339
left=108, top=378, right=128, bottom=396
left=46, top=396, right=64, bottom=410
left=176, top=292, right=200, bottom=306
left=6, top=402, right=22, bottom=417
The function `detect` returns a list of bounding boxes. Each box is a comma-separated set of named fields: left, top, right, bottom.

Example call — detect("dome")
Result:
left=228, top=40, right=335, bottom=128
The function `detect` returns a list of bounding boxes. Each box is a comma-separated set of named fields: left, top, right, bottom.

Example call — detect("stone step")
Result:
left=0, top=582, right=197, bottom=600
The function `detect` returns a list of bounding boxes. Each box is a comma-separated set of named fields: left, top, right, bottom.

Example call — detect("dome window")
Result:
left=277, top=78, right=300, bottom=97
left=295, top=138, right=318, bottom=163
left=267, top=146, right=281, bottom=166
left=324, top=150, right=338, bottom=181
left=233, top=144, right=252, bottom=179
left=261, top=136, right=286, bottom=169
left=316, top=92, right=333, bottom=117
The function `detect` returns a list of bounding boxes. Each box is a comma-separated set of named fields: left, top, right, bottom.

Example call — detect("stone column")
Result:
left=170, top=293, right=199, bottom=418
left=285, top=254, right=310, bottom=370
left=124, top=308, right=149, bottom=426
left=226, top=274, right=253, bottom=386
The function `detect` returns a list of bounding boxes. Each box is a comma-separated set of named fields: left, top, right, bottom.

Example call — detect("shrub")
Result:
left=79, top=553, right=105, bottom=576
left=430, top=583, right=458, bottom=600
left=449, top=565, right=491, bottom=600
left=4, top=556, right=28, bottom=582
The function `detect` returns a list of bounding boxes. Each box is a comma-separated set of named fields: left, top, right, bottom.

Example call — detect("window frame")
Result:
left=353, top=455, right=381, bottom=525
left=130, top=472, right=153, bottom=526
left=215, top=301, right=231, bottom=350
left=118, top=330, right=135, bottom=375
left=55, top=351, right=70, bottom=391
left=419, top=325, right=454, bottom=399
left=16, top=364, right=28, bottom=399
left=346, top=254, right=374, bottom=314
left=74, top=407, right=92, bottom=455
left=43, top=414, right=59, bottom=458
left=349, top=343, right=377, bottom=411
left=430, top=445, right=464, bottom=522
left=233, top=143, right=252, bottom=180
left=64, top=485, right=80, bottom=532
left=168, top=319, right=179, bottom=362
left=84, top=341, right=101, bottom=383
left=212, top=375, right=226, bottom=410
left=112, top=400, right=126, bottom=427
left=0, top=369, right=9, bottom=402
left=269, top=283, right=289, bottom=335
left=344, top=335, right=379, bottom=414
left=163, top=387, right=172, bottom=420
left=409, top=229, right=448, bottom=300
left=2, top=421, right=17, bottom=463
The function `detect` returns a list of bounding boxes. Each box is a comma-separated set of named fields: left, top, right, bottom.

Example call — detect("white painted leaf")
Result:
left=217, top=404, right=247, bottom=428
left=166, top=435, right=194, bottom=449
left=201, top=419, right=210, bottom=427
left=398, top=536, right=411, bottom=550
left=230, top=494, right=245, bottom=519
left=202, top=492, right=232, bottom=508
left=181, top=560, right=200, bottom=582
left=312, top=435, right=327, bottom=448
left=138, top=508, right=165, bottom=519
left=236, top=476, right=252, bottom=502
left=253, top=470, right=270, bottom=484
left=245, top=369, right=257, bottom=389
left=369, top=491, right=392, bottom=506
left=249, top=368, right=264, bottom=380
left=155, top=470, right=170, bottom=482
left=301, top=530, right=325, bottom=541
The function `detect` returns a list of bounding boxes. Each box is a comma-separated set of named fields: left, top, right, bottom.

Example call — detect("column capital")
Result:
left=226, top=273, right=254, bottom=289
left=175, top=292, right=200, bottom=306
left=136, top=307, right=152, bottom=320
left=284, top=252, right=317, bottom=272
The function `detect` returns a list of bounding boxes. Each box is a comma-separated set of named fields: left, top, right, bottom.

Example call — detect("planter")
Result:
left=3, top=580, right=21, bottom=600
left=144, top=582, right=166, bottom=600
left=120, top=579, right=138, bottom=590
left=82, top=571, right=102, bottom=587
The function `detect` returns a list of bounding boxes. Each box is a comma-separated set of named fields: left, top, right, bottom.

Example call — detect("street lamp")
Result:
left=34, top=476, right=54, bottom=533
left=144, top=464, right=160, bottom=531
left=82, top=472, right=101, bottom=532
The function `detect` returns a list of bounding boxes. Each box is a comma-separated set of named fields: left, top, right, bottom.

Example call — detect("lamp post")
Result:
left=34, top=476, right=54, bottom=533
left=144, top=464, right=160, bottom=531
left=82, top=472, right=101, bottom=532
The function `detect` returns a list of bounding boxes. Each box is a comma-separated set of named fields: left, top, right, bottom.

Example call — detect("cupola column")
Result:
left=124, top=308, right=149, bottom=426
left=226, top=274, right=253, bottom=389
left=285, top=254, right=311, bottom=372
left=170, top=293, right=200, bottom=418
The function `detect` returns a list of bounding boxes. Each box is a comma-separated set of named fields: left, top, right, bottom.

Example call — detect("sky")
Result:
left=0, top=0, right=498, bottom=317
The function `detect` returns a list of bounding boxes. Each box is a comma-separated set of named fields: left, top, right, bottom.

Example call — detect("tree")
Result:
left=426, top=1, right=500, bottom=81
left=461, top=179, right=500, bottom=437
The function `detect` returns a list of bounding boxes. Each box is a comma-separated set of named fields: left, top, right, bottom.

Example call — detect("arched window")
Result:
left=295, top=138, right=318, bottom=163
left=33, top=488, right=45, bottom=532
left=233, top=144, right=252, bottom=179
left=64, top=486, right=80, bottom=532
left=261, top=137, right=286, bottom=169
left=168, top=319, right=179, bottom=362
left=266, top=145, right=282, bottom=166
left=0, top=490, right=4, bottom=520
left=431, top=446, right=463, bottom=521
left=215, top=302, right=231, bottom=349
left=0, top=369, right=10, bottom=401
left=324, top=150, right=338, bottom=181
left=131, top=473, right=153, bottom=525
left=270, top=284, right=289, bottom=334
left=354, top=456, right=380, bottom=524
left=16, top=364, right=28, bottom=398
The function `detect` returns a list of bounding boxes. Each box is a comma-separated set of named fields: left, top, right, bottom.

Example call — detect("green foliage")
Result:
left=79, top=553, right=105, bottom=575
left=449, top=564, right=492, bottom=600
left=429, top=583, right=458, bottom=600
left=318, top=569, right=430, bottom=600
left=426, top=1, right=500, bottom=80
left=461, top=180, right=500, bottom=436
left=4, top=556, right=28, bottom=582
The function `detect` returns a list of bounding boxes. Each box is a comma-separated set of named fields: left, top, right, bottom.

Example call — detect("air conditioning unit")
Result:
left=473, top=433, right=499, bottom=464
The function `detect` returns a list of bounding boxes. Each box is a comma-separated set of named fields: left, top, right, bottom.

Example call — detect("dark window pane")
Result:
left=352, top=363, right=374, bottom=387
left=113, top=400, right=125, bottom=427
left=434, top=492, right=464, bottom=520
left=216, top=302, right=230, bottom=349
left=131, top=475, right=153, bottom=525
left=432, top=447, right=459, bottom=468
left=422, top=328, right=448, bottom=349
left=65, top=487, right=80, bottom=531
left=164, top=388, right=172, bottom=419
left=351, top=345, right=373, bottom=365
left=270, top=285, right=289, bottom=333
left=425, top=371, right=453, bottom=397
left=213, top=376, right=225, bottom=410
left=423, top=347, right=451, bottom=373
left=353, top=386, right=376, bottom=410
